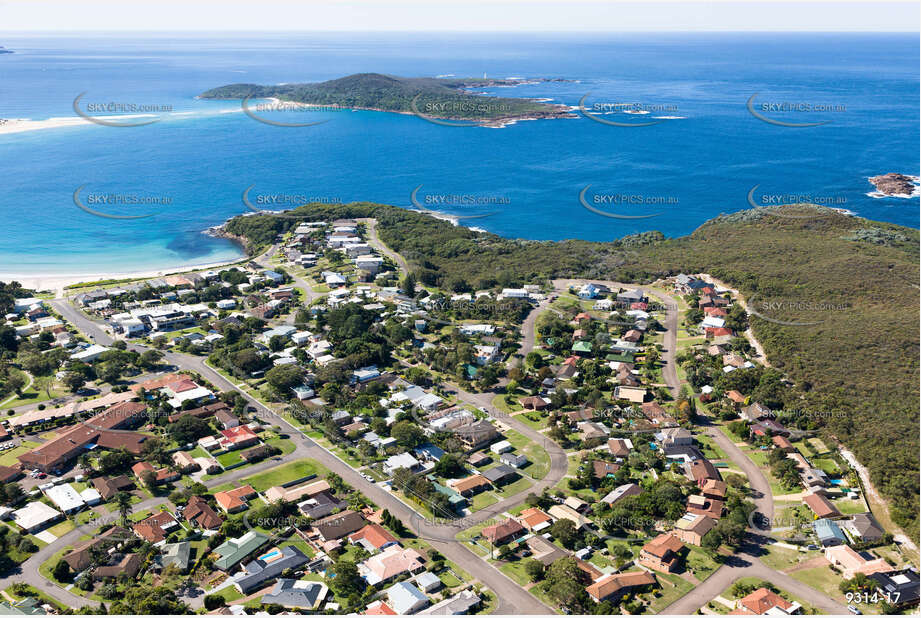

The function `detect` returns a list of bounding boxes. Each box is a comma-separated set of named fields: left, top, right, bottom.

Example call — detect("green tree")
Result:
left=391, top=420, right=424, bottom=449
left=52, top=559, right=71, bottom=582
left=115, top=491, right=133, bottom=526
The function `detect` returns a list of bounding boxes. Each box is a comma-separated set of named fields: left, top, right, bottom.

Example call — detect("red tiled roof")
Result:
left=348, top=523, right=397, bottom=550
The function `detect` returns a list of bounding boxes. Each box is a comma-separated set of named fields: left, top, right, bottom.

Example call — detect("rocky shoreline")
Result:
left=204, top=221, right=254, bottom=255
left=868, top=172, right=920, bottom=198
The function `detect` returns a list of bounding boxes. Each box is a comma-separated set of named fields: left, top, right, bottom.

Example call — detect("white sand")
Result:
left=0, top=257, right=247, bottom=296
left=0, top=114, right=161, bottom=135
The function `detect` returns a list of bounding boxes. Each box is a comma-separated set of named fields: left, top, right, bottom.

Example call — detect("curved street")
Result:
left=30, top=262, right=848, bottom=614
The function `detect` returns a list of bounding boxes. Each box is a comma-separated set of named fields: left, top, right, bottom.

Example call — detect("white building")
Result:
left=13, top=501, right=62, bottom=533
left=44, top=484, right=85, bottom=514
left=70, top=344, right=110, bottom=363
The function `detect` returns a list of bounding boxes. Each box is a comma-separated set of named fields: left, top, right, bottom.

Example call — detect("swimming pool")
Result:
left=830, top=479, right=844, bottom=486
left=259, top=549, right=281, bottom=562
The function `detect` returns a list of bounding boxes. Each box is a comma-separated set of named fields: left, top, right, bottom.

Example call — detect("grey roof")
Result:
left=419, top=589, right=481, bottom=615
left=236, top=545, right=310, bottom=594
left=482, top=464, right=517, bottom=483
left=160, top=541, right=191, bottom=570
left=851, top=512, right=884, bottom=540
left=260, top=578, right=327, bottom=609
left=299, top=491, right=347, bottom=520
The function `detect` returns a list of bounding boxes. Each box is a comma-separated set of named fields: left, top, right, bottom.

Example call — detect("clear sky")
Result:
left=0, top=0, right=917, bottom=32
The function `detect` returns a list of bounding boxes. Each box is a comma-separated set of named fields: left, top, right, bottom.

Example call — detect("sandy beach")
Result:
left=0, top=114, right=165, bottom=135
left=0, top=256, right=249, bottom=296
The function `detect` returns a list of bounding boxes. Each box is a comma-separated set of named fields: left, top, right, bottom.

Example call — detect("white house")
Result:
left=384, top=453, right=421, bottom=475
left=490, top=440, right=513, bottom=455
left=578, top=283, right=599, bottom=299
left=70, top=344, right=110, bottom=363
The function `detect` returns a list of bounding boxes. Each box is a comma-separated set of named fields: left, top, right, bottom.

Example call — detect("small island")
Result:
left=0, top=46, right=13, bottom=55
left=200, top=72, right=575, bottom=125
left=868, top=172, right=920, bottom=197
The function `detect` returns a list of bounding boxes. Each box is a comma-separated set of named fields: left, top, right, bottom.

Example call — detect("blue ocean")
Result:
left=0, top=32, right=917, bottom=276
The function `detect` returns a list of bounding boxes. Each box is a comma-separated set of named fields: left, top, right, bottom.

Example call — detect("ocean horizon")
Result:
left=0, top=31, right=918, bottom=277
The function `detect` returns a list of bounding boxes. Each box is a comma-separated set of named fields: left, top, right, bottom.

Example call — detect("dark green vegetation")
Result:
left=201, top=73, right=571, bottom=122
left=223, top=201, right=920, bottom=537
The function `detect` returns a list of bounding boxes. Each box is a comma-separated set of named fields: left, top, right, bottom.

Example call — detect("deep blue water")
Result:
left=0, top=32, right=917, bottom=275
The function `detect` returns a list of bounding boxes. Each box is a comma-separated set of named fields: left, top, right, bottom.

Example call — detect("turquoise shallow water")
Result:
left=0, top=32, right=917, bottom=275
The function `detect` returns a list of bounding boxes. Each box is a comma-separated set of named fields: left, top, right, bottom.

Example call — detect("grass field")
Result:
left=233, top=458, right=327, bottom=491
left=0, top=441, right=40, bottom=466
left=503, top=428, right=551, bottom=480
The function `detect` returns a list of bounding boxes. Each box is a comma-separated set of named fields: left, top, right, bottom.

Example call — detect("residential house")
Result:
left=845, top=512, right=885, bottom=543
left=215, top=486, right=257, bottom=513
left=687, top=494, right=724, bottom=520
left=734, top=588, right=801, bottom=615
left=639, top=401, right=675, bottom=427
left=219, top=425, right=259, bottom=450
left=261, top=579, right=329, bottom=610
left=91, top=475, right=135, bottom=501
left=185, top=495, right=223, bottom=530
left=359, top=546, right=426, bottom=585
left=482, top=464, right=518, bottom=486
left=525, top=534, right=567, bottom=566
left=349, top=524, right=398, bottom=553
left=601, top=483, right=643, bottom=506
left=608, top=438, right=633, bottom=458
left=159, top=541, right=192, bottom=572
left=517, top=508, right=552, bottom=533
left=418, top=590, right=481, bottom=615
left=814, top=518, right=847, bottom=547
left=386, top=581, right=430, bottom=615
left=673, top=513, right=715, bottom=546
left=235, top=546, right=310, bottom=594
left=500, top=452, right=529, bottom=469
left=481, top=518, right=525, bottom=546
left=214, top=531, right=270, bottom=571
left=314, top=510, right=366, bottom=541
left=824, top=545, right=891, bottom=579
left=133, top=511, right=179, bottom=544
left=592, top=460, right=621, bottom=480
left=869, top=569, right=920, bottom=610
left=449, top=474, right=491, bottom=497
left=548, top=504, right=587, bottom=529
left=638, top=533, right=685, bottom=573
left=63, top=526, right=130, bottom=571
left=803, top=492, right=841, bottom=519
left=586, top=571, right=656, bottom=604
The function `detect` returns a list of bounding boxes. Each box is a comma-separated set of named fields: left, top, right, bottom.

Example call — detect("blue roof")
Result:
left=814, top=518, right=846, bottom=542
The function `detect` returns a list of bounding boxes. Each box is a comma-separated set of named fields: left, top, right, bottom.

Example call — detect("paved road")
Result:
left=551, top=278, right=680, bottom=397
left=44, top=256, right=844, bottom=614
left=547, top=279, right=852, bottom=615
left=51, top=294, right=554, bottom=614
left=360, top=218, right=409, bottom=276
left=661, top=536, right=850, bottom=615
